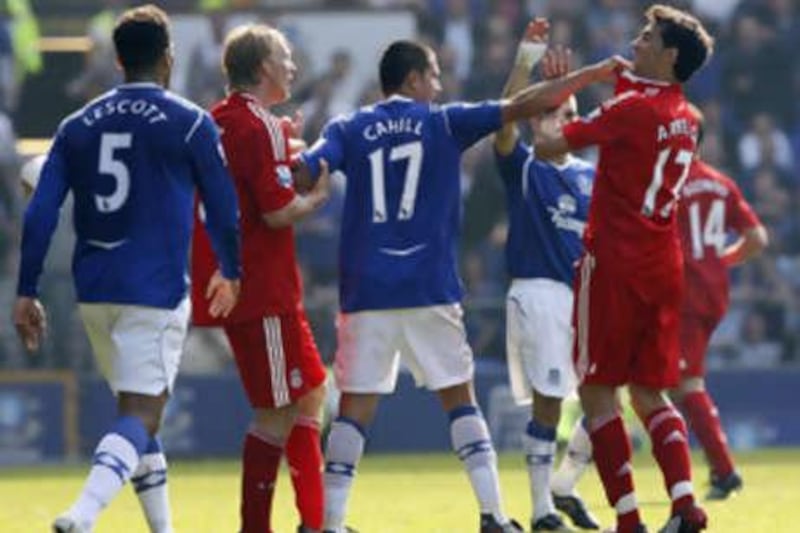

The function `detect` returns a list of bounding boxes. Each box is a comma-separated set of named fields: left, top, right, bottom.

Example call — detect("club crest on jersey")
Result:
left=577, top=174, right=593, bottom=196
left=558, top=194, right=577, bottom=213
left=289, top=368, right=303, bottom=389
left=276, top=165, right=292, bottom=188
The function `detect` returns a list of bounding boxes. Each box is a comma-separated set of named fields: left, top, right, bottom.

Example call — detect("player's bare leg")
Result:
left=438, top=382, right=522, bottom=532
left=323, top=392, right=380, bottom=533
left=57, top=391, right=169, bottom=533
left=580, top=384, right=643, bottom=533
left=289, top=383, right=327, bottom=532
left=629, top=385, right=706, bottom=531
left=673, top=378, right=741, bottom=500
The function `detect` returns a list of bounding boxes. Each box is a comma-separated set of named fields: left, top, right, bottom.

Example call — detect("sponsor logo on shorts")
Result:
left=547, top=368, right=561, bottom=386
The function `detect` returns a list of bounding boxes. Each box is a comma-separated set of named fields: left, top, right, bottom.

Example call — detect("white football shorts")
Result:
left=334, top=304, right=474, bottom=393
left=506, top=278, right=577, bottom=404
left=79, top=297, right=191, bottom=396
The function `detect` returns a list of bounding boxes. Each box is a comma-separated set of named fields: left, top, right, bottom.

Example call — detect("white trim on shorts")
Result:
left=575, top=254, right=595, bottom=382
left=79, top=297, right=191, bottom=396
left=506, top=278, right=578, bottom=404
left=263, top=316, right=291, bottom=407
left=334, top=304, right=474, bottom=394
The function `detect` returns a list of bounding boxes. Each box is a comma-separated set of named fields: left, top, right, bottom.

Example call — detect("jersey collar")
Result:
left=230, top=91, right=261, bottom=104
left=386, top=94, right=413, bottom=103
left=117, top=82, right=163, bottom=90
left=616, top=69, right=682, bottom=95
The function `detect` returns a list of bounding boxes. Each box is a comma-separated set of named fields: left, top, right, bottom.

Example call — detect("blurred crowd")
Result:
left=1, top=0, right=799, bottom=374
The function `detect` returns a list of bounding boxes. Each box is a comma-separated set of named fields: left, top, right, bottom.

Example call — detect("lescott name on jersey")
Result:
left=81, top=98, right=169, bottom=128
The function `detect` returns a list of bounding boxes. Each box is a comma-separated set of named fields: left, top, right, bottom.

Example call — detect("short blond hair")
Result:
left=222, top=24, right=288, bottom=89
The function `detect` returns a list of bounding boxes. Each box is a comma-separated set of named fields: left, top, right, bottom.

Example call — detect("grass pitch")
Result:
left=1, top=448, right=797, bottom=532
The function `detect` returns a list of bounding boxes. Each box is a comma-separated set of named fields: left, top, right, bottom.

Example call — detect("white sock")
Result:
left=131, top=438, right=172, bottom=533
left=324, top=417, right=366, bottom=531
left=69, top=433, right=141, bottom=530
left=450, top=406, right=507, bottom=524
left=551, top=417, right=593, bottom=496
left=524, top=420, right=557, bottom=520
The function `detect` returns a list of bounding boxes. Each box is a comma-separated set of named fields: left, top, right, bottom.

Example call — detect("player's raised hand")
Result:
left=541, top=46, right=572, bottom=80
left=285, top=109, right=304, bottom=139
left=13, top=297, right=47, bottom=352
left=589, top=54, right=633, bottom=83
left=523, top=17, right=549, bottom=43
left=206, top=270, right=241, bottom=318
left=515, top=18, right=549, bottom=71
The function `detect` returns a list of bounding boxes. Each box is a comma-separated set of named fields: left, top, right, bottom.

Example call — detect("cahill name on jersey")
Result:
left=302, top=96, right=502, bottom=312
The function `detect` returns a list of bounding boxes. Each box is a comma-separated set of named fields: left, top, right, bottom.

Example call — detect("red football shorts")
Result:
left=224, top=311, right=326, bottom=409
left=679, top=313, right=720, bottom=378
left=573, top=253, right=682, bottom=389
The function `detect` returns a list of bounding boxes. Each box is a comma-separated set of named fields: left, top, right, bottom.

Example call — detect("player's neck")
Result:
left=633, top=66, right=677, bottom=85
left=231, top=86, right=273, bottom=108
left=124, top=73, right=164, bottom=87
left=545, top=154, right=568, bottom=166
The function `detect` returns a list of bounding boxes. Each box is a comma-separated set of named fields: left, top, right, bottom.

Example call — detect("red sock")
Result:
left=286, top=416, right=324, bottom=530
left=589, top=416, right=642, bottom=532
left=644, top=406, right=695, bottom=514
left=241, top=430, right=283, bottom=533
left=681, top=391, right=735, bottom=479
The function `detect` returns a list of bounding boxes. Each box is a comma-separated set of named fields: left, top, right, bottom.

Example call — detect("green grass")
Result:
left=1, top=449, right=798, bottom=532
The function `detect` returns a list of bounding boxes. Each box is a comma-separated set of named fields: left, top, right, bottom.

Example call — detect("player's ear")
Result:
left=664, top=47, right=679, bottom=74
left=404, top=69, right=422, bottom=93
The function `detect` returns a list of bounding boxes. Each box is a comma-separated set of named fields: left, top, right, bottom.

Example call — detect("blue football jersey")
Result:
left=17, top=83, right=241, bottom=308
left=302, top=95, right=502, bottom=312
left=495, top=140, right=594, bottom=286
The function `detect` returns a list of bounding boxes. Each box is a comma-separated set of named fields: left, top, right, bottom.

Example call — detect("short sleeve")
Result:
left=301, top=117, right=347, bottom=178
left=494, top=139, right=531, bottom=184
left=726, top=179, right=761, bottom=233
left=443, top=101, right=503, bottom=151
left=562, top=91, right=645, bottom=151
left=240, top=125, right=295, bottom=214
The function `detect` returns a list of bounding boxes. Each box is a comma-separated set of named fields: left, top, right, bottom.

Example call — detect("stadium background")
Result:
left=0, top=0, right=798, bottom=463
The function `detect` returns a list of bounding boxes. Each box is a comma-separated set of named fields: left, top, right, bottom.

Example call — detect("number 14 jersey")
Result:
left=678, top=159, right=760, bottom=320
left=301, top=95, right=501, bottom=312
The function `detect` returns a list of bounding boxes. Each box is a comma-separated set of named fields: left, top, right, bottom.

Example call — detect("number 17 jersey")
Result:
left=562, top=71, right=699, bottom=298
left=301, top=95, right=501, bottom=312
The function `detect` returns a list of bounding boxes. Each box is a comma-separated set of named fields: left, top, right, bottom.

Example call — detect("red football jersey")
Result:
left=192, top=92, right=302, bottom=325
left=563, top=70, right=699, bottom=299
left=678, top=159, right=760, bottom=320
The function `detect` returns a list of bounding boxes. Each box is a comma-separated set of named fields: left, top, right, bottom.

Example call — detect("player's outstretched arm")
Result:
left=501, top=53, right=630, bottom=125
left=723, top=225, right=768, bottom=266
left=263, top=159, right=330, bottom=228
left=495, top=18, right=549, bottom=156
